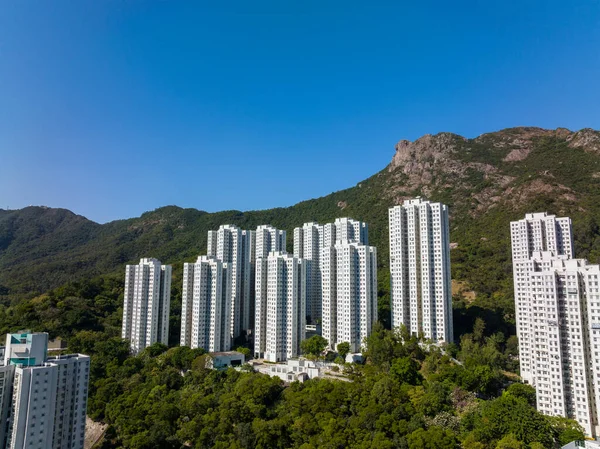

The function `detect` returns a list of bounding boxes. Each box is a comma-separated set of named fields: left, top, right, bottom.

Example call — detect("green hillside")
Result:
left=2, top=127, right=600, bottom=339
left=1, top=127, right=598, bottom=448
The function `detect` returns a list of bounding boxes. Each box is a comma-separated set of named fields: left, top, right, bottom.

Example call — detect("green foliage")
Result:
left=300, top=335, right=328, bottom=357
left=235, top=346, right=252, bottom=359
left=390, top=357, right=422, bottom=385
left=336, top=341, right=350, bottom=359
left=547, top=415, right=586, bottom=446
left=465, top=394, right=554, bottom=447
left=505, top=383, right=536, bottom=407
left=495, top=434, right=525, bottom=449
left=406, top=426, right=458, bottom=449
left=3, top=129, right=600, bottom=447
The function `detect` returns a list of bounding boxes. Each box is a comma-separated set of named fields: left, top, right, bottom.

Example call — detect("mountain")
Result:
left=2, top=126, right=600, bottom=330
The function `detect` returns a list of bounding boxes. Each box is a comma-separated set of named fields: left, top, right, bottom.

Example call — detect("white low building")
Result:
left=206, top=351, right=245, bottom=370
left=266, top=358, right=321, bottom=382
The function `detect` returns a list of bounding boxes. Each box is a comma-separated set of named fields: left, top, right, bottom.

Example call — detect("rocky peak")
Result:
left=389, top=132, right=464, bottom=170
left=567, top=128, right=600, bottom=154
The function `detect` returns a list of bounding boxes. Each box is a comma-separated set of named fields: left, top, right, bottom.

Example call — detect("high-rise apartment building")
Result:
left=316, top=217, right=375, bottom=351
left=527, top=254, right=600, bottom=437
left=293, top=222, right=322, bottom=321
left=389, top=198, right=453, bottom=343
left=122, top=258, right=172, bottom=354
left=207, top=225, right=255, bottom=339
left=0, top=332, right=90, bottom=449
left=180, top=256, right=231, bottom=352
left=333, top=217, right=368, bottom=246
left=332, top=241, right=377, bottom=353
left=510, top=212, right=573, bottom=384
left=254, top=251, right=306, bottom=361
left=256, top=225, right=286, bottom=259
left=254, top=226, right=288, bottom=354
left=292, top=218, right=369, bottom=325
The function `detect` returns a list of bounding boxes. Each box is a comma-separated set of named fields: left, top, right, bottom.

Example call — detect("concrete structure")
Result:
left=528, top=254, right=600, bottom=437
left=254, top=225, right=288, bottom=349
left=510, top=212, right=573, bottom=384
left=389, top=198, right=453, bottom=343
left=256, top=225, right=286, bottom=259
left=0, top=332, right=90, bottom=449
left=333, top=217, right=368, bottom=245
left=207, top=225, right=255, bottom=339
left=122, top=258, right=172, bottom=354
left=254, top=251, right=306, bottom=361
left=330, top=241, right=377, bottom=353
left=266, top=358, right=320, bottom=382
left=293, top=222, right=322, bottom=322
left=180, top=256, right=231, bottom=352
left=293, top=218, right=369, bottom=325
left=561, top=441, right=600, bottom=449
left=206, top=351, right=245, bottom=370
left=314, top=217, right=374, bottom=352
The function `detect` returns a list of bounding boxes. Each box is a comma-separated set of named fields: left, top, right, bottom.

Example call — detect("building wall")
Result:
left=263, top=252, right=306, bottom=362
left=529, top=257, right=598, bottom=437
left=254, top=257, right=268, bottom=358
left=0, top=365, right=15, bottom=447
left=1, top=334, right=90, bottom=449
left=510, top=212, right=573, bottom=384
left=321, top=245, right=337, bottom=350
left=293, top=222, right=322, bottom=322
left=389, top=199, right=453, bottom=343
left=334, top=242, right=377, bottom=353
left=208, top=225, right=257, bottom=341
left=122, top=258, right=172, bottom=354
left=7, top=365, right=58, bottom=449
left=48, top=355, right=90, bottom=449
left=181, top=256, right=231, bottom=352
left=180, top=262, right=195, bottom=348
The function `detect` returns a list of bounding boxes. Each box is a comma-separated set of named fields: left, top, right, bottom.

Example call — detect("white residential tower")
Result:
left=122, top=258, right=172, bottom=354
left=0, top=332, right=90, bottom=449
left=389, top=198, right=453, bottom=343
left=180, top=256, right=231, bottom=352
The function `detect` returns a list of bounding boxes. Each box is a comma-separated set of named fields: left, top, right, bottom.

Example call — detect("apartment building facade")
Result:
left=122, top=258, right=172, bottom=354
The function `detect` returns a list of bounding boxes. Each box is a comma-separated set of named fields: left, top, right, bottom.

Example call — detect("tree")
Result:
left=505, top=383, right=536, bottom=407
left=528, top=443, right=545, bottom=449
left=235, top=346, right=251, bottom=359
left=390, top=357, right=422, bottom=385
left=336, top=342, right=350, bottom=359
left=461, top=433, right=485, bottom=449
left=547, top=415, right=586, bottom=446
left=495, top=434, right=525, bottom=449
left=300, top=335, right=328, bottom=357
left=473, top=317, right=486, bottom=343
left=407, top=426, right=458, bottom=449
left=469, top=395, right=554, bottom=447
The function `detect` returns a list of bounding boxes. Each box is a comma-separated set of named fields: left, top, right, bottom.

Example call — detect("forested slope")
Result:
left=2, top=127, right=600, bottom=336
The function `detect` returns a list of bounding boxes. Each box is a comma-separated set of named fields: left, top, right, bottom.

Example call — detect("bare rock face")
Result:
left=390, top=133, right=462, bottom=171
left=384, top=126, right=597, bottom=217
left=567, top=128, right=600, bottom=154
left=503, top=147, right=531, bottom=162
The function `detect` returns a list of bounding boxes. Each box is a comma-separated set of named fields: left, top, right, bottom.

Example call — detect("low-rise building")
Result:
left=266, top=358, right=320, bottom=382
left=206, top=351, right=245, bottom=370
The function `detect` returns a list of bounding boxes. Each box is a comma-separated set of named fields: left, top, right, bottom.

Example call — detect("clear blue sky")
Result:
left=1, top=1, right=599, bottom=223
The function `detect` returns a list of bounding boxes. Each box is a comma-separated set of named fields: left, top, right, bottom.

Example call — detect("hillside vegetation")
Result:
left=1, top=127, right=598, bottom=448
left=2, top=127, right=600, bottom=339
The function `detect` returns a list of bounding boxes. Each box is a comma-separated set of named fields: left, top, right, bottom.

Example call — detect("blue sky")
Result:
left=1, top=1, right=599, bottom=223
